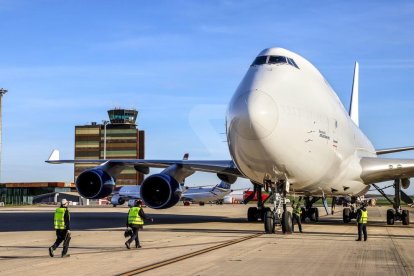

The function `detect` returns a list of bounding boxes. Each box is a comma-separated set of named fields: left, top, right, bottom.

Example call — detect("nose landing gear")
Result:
left=263, top=180, right=292, bottom=234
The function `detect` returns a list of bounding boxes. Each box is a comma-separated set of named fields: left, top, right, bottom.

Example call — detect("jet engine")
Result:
left=140, top=174, right=182, bottom=209
left=110, top=194, right=125, bottom=206
left=76, top=168, right=116, bottom=199
left=402, top=178, right=410, bottom=189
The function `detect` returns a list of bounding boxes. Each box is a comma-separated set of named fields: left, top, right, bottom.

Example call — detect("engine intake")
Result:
left=140, top=174, right=181, bottom=209
left=76, top=169, right=115, bottom=199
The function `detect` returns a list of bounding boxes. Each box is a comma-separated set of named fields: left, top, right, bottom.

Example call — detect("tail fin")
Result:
left=216, top=181, right=231, bottom=190
left=349, top=62, right=359, bottom=126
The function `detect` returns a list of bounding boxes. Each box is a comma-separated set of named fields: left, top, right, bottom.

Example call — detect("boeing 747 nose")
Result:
left=228, top=89, right=278, bottom=141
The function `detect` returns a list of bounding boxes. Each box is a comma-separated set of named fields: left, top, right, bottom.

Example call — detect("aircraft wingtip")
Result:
left=47, top=149, right=60, bottom=162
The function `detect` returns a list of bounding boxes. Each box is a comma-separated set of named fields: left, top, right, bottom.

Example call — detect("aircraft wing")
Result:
left=360, top=157, right=414, bottom=184
left=46, top=150, right=243, bottom=177
left=376, top=146, right=414, bottom=155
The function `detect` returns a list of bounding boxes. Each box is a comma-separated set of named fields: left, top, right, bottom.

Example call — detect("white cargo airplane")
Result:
left=110, top=181, right=232, bottom=207
left=47, top=47, right=414, bottom=233
left=181, top=181, right=233, bottom=205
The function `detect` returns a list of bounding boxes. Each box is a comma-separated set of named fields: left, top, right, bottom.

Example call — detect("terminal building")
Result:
left=74, top=108, right=145, bottom=185
left=0, top=182, right=74, bottom=205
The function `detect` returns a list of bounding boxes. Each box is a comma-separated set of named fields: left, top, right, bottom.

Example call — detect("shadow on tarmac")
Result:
left=0, top=211, right=246, bottom=232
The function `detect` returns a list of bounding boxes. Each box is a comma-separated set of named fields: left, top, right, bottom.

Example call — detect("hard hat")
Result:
left=61, top=198, right=68, bottom=205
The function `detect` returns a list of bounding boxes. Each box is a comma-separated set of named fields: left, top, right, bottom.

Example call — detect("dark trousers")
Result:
left=52, top=229, right=70, bottom=255
left=292, top=213, right=302, bottom=232
left=357, top=223, right=367, bottom=241
left=126, top=225, right=142, bottom=246
left=52, top=229, right=67, bottom=249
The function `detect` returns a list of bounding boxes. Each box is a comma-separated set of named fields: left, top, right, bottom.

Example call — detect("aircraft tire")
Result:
left=313, top=207, right=319, bottom=222
left=260, top=207, right=271, bottom=221
left=402, top=210, right=410, bottom=225
left=264, top=210, right=275, bottom=234
left=343, top=208, right=351, bottom=223
left=281, top=211, right=293, bottom=234
left=387, top=209, right=395, bottom=225
left=248, top=207, right=258, bottom=222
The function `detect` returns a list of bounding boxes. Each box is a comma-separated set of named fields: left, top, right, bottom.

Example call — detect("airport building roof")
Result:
left=0, top=182, right=74, bottom=188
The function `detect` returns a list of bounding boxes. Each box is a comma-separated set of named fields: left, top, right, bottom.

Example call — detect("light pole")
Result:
left=0, top=88, right=7, bottom=183
left=102, top=120, right=109, bottom=160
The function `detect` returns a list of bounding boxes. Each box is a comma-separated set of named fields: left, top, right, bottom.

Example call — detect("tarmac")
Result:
left=0, top=204, right=413, bottom=275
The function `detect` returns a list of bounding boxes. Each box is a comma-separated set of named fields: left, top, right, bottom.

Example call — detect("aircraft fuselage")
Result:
left=226, top=48, right=376, bottom=196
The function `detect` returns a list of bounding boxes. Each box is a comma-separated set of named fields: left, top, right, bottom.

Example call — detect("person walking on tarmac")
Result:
left=125, top=200, right=153, bottom=249
left=49, top=198, right=71, bottom=258
left=291, top=197, right=303, bottom=233
left=355, top=203, right=368, bottom=241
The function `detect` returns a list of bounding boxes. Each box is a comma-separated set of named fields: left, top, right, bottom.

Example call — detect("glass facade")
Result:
left=0, top=185, right=71, bottom=205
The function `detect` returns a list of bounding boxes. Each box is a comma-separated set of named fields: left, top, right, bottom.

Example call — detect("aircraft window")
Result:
left=268, top=56, right=287, bottom=64
left=251, top=56, right=268, bottom=66
left=288, top=58, right=299, bottom=69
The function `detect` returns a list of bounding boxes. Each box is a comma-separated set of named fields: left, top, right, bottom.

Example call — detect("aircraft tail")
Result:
left=216, top=181, right=231, bottom=190
left=349, top=62, right=359, bottom=126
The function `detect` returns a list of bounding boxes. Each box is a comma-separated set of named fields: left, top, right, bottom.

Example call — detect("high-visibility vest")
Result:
left=359, top=210, right=368, bottom=224
left=128, top=207, right=144, bottom=225
left=293, top=203, right=302, bottom=215
left=54, top=207, right=68, bottom=230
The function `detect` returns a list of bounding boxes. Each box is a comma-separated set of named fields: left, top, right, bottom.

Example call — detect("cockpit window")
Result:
left=251, top=56, right=268, bottom=66
left=287, top=58, right=299, bottom=69
left=251, top=55, right=300, bottom=69
left=268, top=56, right=287, bottom=64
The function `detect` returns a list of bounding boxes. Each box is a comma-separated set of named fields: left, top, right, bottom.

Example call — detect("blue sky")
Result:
left=0, top=1, right=414, bottom=194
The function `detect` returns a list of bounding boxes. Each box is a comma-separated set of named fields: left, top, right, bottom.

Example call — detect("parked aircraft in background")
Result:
left=110, top=181, right=232, bottom=207
left=181, top=181, right=232, bottom=205
left=48, top=47, right=414, bottom=233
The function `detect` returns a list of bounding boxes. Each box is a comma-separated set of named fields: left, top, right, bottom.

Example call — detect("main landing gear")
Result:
left=373, top=179, right=411, bottom=226
left=245, top=182, right=270, bottom=222
left=342, top=197, right=357, bottom=223
left=301, top=196, right=320, bottom=222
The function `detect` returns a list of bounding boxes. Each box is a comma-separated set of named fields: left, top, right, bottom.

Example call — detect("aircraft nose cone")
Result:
left=229, top=89, right=278, bottom=140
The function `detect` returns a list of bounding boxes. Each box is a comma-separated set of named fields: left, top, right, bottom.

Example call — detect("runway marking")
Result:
left=117, top=233, right=262, bottom=275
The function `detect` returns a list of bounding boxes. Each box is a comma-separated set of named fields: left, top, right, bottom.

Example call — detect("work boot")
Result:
left=136, top=244, right=141, bottom=248
left=355, top=239, right=361, bottom=241
left=125, top=242, right=131, bottom=249
left=61, top=254, right=70, bottom=258
left=48, top=247, right=54, bottom=257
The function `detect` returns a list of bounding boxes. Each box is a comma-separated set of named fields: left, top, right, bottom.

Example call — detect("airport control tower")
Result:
left=0, top=88, right=7, bottom=182
left=74, top=108, right=145, bottom=185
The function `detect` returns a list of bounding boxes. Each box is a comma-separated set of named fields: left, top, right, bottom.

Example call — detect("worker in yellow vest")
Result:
left=125, top=200, right=153, bottom=249
left=49, top=198, right=71, bottom=257
left=355, top=203, right=368, bottom=241
left=291, top=197, right=303, bottom=233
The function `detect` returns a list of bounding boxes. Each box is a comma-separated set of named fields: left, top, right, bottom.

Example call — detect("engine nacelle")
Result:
left=76, top=169, right=116, bottom=199
left=110, top=194, right=125, bottom=206
left=140, top=173, right=181, bottom=209
left=402, top=178, right=410, bottom=189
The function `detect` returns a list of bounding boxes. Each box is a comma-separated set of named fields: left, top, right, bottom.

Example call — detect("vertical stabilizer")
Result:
left=349, top=62, right=359, bottom=126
